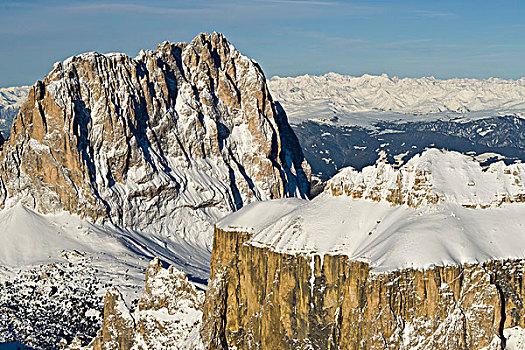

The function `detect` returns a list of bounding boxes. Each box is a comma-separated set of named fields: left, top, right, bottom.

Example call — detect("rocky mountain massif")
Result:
left=201, top=150, right=525, bottom=349
left=1, top=31, right=309, bottom=244
left=0, top=32, right=309, bottom=348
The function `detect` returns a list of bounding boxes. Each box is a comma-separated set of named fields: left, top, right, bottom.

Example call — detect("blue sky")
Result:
left=1, top=0, right=525, bottom=87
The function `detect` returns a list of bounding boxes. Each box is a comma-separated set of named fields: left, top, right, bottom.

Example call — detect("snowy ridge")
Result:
left=0, top=203, right=210, bottom=296
left=269, top=73, right=525, bottom=125
left=326, top=149, right=525, bottom=208
left=218, top=149, right=525, bottom=272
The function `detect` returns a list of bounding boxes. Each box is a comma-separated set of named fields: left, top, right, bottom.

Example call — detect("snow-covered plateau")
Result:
left=218, top=149, right=525, bottom=272
left=205, top=149, right=525, bottom=350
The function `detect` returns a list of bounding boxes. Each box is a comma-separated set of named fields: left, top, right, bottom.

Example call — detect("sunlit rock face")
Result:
left=0, top=32, right=310, bottom=247
left=200, top=150, right=525, bottom=349
left=199, top=227, right=525, bottom=350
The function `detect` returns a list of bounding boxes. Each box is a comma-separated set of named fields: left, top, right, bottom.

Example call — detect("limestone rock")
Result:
left=325, top=149, right=525, bottom=208
left=200, top=226, right=525, bottom=349
left=91, top=288, right=135, bottom=350
left=0, top=32, right=310, bottom=248
left=133, top=257, right=204, bottom=349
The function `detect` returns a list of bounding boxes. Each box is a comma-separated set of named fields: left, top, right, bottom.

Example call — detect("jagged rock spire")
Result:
left=0, top=32, right=310, bottom=245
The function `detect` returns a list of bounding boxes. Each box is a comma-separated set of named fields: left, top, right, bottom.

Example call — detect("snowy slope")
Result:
left=0, top=203, right=210, bottom=294
left=0, top=204, right=210, bottom=348
left=269, top=73, right=525, bottom=125
left=218, top=149, right=525, bottom=272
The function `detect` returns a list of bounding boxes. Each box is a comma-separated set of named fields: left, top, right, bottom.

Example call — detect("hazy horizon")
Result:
left=1, top=0, right=525, bottom=88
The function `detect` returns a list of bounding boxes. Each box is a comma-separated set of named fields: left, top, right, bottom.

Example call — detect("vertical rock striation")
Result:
left=0, top=32, right=310, bottom=246
left=201, top=227, right=525, bottom=349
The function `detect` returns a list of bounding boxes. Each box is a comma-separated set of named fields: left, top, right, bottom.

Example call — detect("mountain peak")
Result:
left=0, top=33, right=310, bottom=247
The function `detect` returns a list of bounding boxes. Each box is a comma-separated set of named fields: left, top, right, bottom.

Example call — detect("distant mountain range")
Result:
left=0, top=85, right=29, bottom=138
left=268, top=73, right=525, bottom=180
left=269, top=72, right=525, bottom=122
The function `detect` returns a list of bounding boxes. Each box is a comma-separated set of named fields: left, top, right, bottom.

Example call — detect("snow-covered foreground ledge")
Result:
left=218, top=149, right=525, bottom=273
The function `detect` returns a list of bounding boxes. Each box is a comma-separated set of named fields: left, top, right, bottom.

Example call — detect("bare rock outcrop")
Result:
left=91, top=288, right=135, bottom=350
left=200, top=226, right=525, bottom=349
left=90, top=258, right=204, bottom=350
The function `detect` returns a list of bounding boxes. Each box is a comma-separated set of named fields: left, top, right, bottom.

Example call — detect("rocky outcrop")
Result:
left=0, top=32, right=309, bottom=246
left=326, top=149, right=525, bottom=208
left=90, top=258, right=204, bottom=350
left=91, top=288, right=135, bottom=350
left=200, top=226, right=525, bottom=349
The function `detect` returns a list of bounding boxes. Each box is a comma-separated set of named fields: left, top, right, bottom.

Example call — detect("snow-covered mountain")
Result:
left=0, top=32, right=309, bottom=348
left=96, top=148, right=525, bottom=350
left=6, top=41, right=525, bottom=349
left=220, top=149, right=525, bottom=271
left=0, top=85, right=29, bottom=138
left=269, top=72, right=525, bottom=124
left=203, top=149, right=525, bottom=349
left=268, top=73, right=525, bottom=180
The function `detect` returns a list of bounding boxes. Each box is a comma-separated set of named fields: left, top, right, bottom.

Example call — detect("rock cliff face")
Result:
left=0, top=32, right=310, bottom=247
left=200, top=150, right=525, bottom=349
left=91, top=288, right=136, bottom=350
left=201, top=227, right=525, bottom=350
